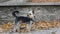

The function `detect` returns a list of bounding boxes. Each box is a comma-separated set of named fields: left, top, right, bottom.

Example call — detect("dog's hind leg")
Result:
left=12, top=20, right=21, bottom=31
left=9, top=20, right=20, bottom=34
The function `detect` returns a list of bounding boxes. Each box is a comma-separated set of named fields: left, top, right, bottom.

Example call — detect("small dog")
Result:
left=10, top=10, right=36, bottom=33
left=12, top=10, right=35, bottom=24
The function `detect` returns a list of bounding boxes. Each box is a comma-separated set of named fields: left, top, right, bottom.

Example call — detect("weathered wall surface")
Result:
left=30, top=0, right=60, bottom=2
left=0, top=0, right=10, bottom=3
left=0, top=6, right=60, bottom=23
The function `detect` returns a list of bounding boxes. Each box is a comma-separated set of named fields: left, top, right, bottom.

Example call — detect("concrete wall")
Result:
left=31, top=0, right=60, bottom=2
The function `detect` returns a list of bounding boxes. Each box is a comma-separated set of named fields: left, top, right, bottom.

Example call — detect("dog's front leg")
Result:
left=30, top=21, right=33, bottom=26
left=27, top=21, right=33, bottom=31
left=29, top=21, right=33, bottom=30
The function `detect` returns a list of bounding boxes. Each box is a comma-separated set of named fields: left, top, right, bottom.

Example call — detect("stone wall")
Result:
left=0, top=6, right=60, bottom=24
left=0, top=0, right=10, bottom=3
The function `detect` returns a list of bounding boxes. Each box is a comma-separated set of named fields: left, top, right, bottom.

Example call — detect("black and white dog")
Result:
left=10, top=10, right=36, bottom=33
left=12, top=10, right=35, bottom=25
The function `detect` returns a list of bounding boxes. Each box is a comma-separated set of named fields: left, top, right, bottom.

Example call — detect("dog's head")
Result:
left=27, top=10, right=35, bottom=18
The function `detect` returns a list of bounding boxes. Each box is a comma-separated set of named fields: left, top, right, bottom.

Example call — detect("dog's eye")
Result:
left=28, top=13, right=31, bottom=15
left=30, top=14, right=31, bottom=15
left=29, top=14, right=31, bottom=15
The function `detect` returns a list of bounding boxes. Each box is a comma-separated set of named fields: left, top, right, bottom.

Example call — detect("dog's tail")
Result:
left=12, top=11, right=19, bottom=17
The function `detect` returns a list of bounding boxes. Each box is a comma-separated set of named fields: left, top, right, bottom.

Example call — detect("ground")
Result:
left=0, top=27, right=60, bottom=34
